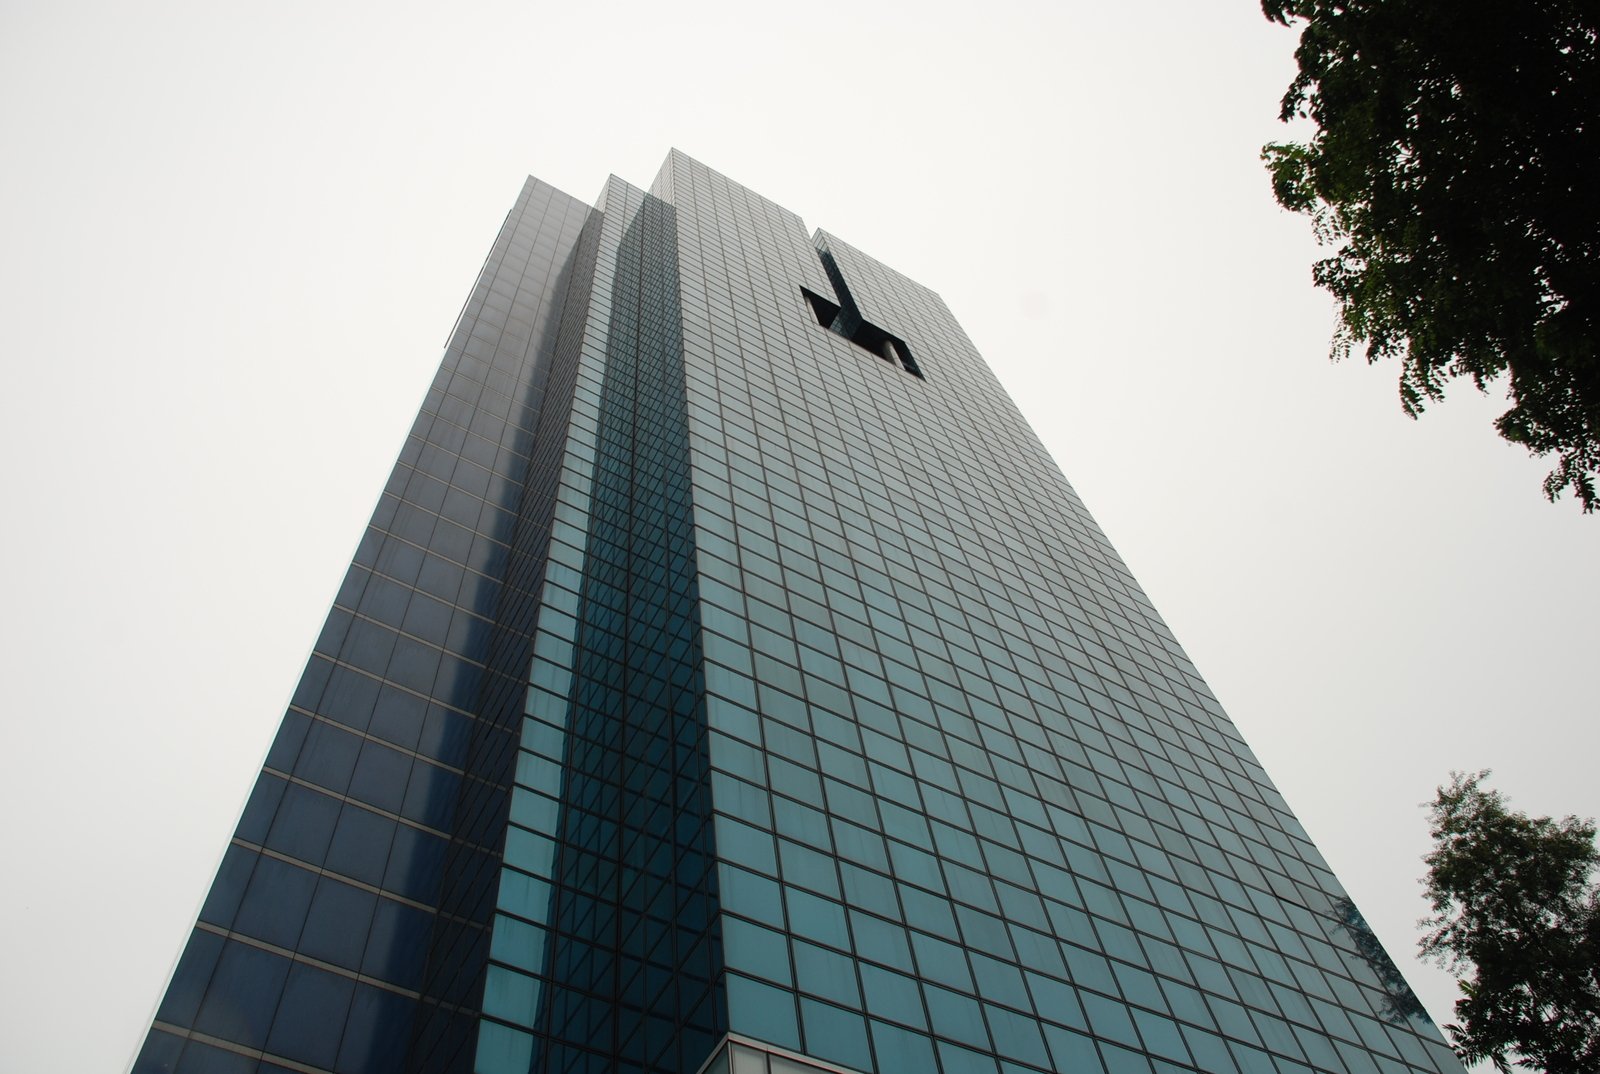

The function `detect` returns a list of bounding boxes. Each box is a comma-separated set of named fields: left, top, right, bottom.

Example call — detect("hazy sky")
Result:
left=1, top=2, right=1595, bottom=1071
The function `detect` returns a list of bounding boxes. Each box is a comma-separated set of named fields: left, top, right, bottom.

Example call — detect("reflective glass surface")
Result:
left=141, top=153, right=1463, bottom=1074
left=137, top=177, right=601, bottom=1074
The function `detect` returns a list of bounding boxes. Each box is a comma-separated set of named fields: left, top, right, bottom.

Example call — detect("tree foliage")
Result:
left=1263, top=0, right=1600, bottom=508
left=1421, top=772, right=1600, bottom=1072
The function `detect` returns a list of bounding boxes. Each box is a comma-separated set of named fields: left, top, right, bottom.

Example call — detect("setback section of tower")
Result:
left=136, top=176, right=601, bottom=1074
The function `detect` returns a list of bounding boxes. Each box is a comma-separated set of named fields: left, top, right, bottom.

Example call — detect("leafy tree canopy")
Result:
left=1263, top=0, right=1600, bottom=508
left=1422, top=772, right=1600, bottom=1072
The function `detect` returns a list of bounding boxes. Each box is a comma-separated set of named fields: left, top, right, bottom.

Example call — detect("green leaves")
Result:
left=1263, top=142, right=1318, bottom=213
left=1265, top=0, right=1600, bottom=509
left=1420, top=772, right=1600, bottom=1072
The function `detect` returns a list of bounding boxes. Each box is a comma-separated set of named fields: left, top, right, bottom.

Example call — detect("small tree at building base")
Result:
left=1421, top=771, right=1600, bottom=1073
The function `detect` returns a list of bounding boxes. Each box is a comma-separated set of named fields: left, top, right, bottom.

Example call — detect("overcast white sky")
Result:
left=1, top=2, right=1595, bottom=1071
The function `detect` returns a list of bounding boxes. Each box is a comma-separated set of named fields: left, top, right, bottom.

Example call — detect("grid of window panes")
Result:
left=137, top=150, right=1466, bottom=1074
left=659, top=152, right=1462, bottom=1074
left=476, top=177, right=725, bottom=1074
left=135, top=177, right=598, bottom=1074
left=406, top=185, right=608, bottom=1074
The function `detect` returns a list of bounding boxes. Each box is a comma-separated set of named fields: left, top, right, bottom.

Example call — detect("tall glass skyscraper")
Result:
left=137, top=152, right=1463, bottom=1074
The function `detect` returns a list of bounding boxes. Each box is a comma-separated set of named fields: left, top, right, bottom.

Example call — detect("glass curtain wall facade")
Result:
left=137, top=151, right=1463, bottom=1074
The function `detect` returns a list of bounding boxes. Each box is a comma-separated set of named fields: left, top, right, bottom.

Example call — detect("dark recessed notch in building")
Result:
left=801, top=250, right=922, bottom=379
